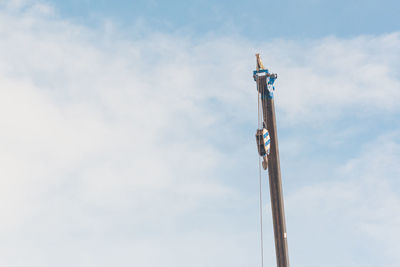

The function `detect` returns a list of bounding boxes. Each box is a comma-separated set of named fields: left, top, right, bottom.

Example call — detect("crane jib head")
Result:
left=254, top=70, right=278, bottom=99
left=253, top=54, right=278, bottom=89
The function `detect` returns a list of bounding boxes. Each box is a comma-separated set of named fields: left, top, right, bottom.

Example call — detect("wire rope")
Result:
left=257, top=79, right=264, bottom=267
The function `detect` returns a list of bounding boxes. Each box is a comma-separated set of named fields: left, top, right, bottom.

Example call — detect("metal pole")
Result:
left=258, top=75, right=290, bottom=267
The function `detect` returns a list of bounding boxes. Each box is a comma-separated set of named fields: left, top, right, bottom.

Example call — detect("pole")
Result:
left=257, top=74, right=290, bottom=267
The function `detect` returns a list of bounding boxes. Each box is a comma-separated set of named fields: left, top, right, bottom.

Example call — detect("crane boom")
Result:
left=254, top=55, right=290, bottom=267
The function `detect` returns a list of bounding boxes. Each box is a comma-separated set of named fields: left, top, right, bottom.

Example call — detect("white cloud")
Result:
left=0, top=2, right=399, bottom=267
left=261, top=34, right=400, bottom=124
left=286, top=132, right=400, bottom=267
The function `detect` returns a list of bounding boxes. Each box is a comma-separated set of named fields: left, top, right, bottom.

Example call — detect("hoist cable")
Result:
left=257, top=79, right=264, bottom=267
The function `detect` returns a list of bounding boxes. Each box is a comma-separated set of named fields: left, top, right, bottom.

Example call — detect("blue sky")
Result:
left=51, top=0, right=400, bottom=38
left=0, top=1, right=399, bottom=267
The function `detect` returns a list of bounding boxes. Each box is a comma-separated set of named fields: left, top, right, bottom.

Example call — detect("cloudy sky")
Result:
left=0, top=0, right=399, bottom=266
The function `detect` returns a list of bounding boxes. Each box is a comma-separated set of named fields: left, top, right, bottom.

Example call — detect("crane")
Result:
left=254, top=54, right=290, bottom=267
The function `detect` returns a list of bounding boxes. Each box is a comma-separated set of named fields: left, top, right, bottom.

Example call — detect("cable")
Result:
left=259, top=157, right=264, bottom=267
left=257, top=78, right=264, bottom=267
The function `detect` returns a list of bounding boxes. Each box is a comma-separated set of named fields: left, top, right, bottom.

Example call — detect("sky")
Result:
left=0, top=0, right=399, bottom=267
left=48, top=0, right=400, bottom=39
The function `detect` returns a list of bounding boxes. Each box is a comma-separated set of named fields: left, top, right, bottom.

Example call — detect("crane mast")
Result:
left=254, top=54, right=290, bottom=267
